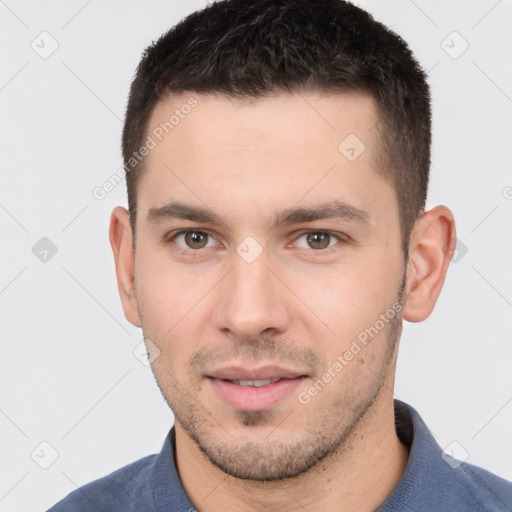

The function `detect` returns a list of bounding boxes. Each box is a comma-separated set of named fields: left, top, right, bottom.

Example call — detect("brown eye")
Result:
left=306, top=232, right=332, bottom=249
left=184, top=231, right=209, bottom=249
left=170, top=230, right=215, bottom=251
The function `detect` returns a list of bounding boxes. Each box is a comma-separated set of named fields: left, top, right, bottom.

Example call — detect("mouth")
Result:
left=230, top=378, right=282, bottom=387
left=206, top=366, right=309, bottom=411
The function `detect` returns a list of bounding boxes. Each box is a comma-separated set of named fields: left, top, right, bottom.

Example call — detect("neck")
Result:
left=175, top=383, right=409, bottom=512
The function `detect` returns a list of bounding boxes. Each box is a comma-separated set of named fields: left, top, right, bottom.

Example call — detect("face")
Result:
left=131, top=91, right=406, bottom=480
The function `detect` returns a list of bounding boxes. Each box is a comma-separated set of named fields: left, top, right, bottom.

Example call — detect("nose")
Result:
left=213, top=250, right=291, bottom=341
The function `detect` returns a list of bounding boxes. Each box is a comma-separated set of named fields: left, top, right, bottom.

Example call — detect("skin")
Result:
left=109, top=91, right=456, bottom=511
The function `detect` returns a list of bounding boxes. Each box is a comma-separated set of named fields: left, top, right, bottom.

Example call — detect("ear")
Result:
left=109, top=206, right=141, bottom=327
left=402, top=205, right=456, bottom=322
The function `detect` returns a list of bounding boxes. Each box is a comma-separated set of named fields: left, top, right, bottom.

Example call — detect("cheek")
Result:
left=136, top=249, right=207, bottom=323
left=292, top=256, right=401, bottom=354
left=135, top=251, right=217, bottom=368
left=296, top=265, right=385, bottom=323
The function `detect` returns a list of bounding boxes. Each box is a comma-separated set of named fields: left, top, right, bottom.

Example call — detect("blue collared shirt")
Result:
left=47, top=400, right=512, bottom=511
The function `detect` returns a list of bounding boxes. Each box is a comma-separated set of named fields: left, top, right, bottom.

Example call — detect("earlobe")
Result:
left=109, top=206, right=142, bottom=328
left=402, top=205, right=456, bottom=323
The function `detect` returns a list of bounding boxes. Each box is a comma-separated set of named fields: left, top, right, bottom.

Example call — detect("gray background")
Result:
left=1, top=1, right=511, bottom=510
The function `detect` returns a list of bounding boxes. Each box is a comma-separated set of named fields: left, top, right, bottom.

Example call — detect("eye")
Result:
left=167, top=229, right=346, bottom=255
left=293, top=231, right=343, bottom=250
left=171, top=230, right=218, bottom=250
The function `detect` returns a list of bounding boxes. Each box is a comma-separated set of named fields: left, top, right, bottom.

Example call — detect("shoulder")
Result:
left=388, top=400, right=512, bottom=511
left=450, top=459, right=512, bottom=511
left=46, top=454, right=158, bottom=512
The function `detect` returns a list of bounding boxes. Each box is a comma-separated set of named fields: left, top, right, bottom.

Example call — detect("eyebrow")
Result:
left=146, top=200, right=371, bottom=232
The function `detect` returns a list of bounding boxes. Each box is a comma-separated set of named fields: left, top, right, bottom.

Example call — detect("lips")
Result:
left=207, top=365, right=308, bottom=410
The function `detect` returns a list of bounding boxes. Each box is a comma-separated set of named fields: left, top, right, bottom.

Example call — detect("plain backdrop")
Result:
left=1, top=1, right=511, bottom=511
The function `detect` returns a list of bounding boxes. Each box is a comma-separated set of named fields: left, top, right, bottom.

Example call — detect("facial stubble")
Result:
left=144, top=275, right=406, bottom=482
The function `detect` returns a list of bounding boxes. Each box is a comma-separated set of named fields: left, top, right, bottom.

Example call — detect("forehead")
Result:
left=147, top=90, right=379, bottom=155
left=137, top=91, right=395, bottom=232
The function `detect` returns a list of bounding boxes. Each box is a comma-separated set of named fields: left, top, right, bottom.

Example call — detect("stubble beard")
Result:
left=145, top=280, right=405, bottom=482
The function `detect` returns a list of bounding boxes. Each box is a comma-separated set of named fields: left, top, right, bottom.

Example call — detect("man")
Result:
left=48, top=0, right=512, bottom=510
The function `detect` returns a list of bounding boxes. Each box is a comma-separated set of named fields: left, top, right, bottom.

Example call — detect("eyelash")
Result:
left=166, top=229, right=347, bottom=257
